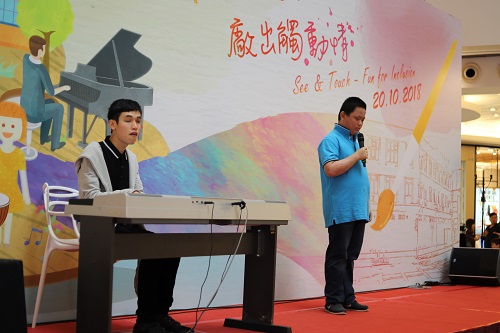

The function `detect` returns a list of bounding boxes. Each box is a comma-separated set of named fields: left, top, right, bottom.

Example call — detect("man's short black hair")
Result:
left=107, top=99, right=142, bottom=122
left=490, top=212, right=497, bottom=217
left=338, top=97, right=367, bottom=121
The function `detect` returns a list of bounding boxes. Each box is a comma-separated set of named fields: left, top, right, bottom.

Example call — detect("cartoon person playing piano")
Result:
left=20, top=35, right=71, bottom=152
left=0, top=101, right=31, bottom=244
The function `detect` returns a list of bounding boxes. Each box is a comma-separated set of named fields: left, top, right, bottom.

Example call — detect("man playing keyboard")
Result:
left=75, top=98, right=192, bottom=333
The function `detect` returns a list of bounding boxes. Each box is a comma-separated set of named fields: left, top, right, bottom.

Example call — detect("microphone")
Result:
left=358, top=133, right=366, bottom=167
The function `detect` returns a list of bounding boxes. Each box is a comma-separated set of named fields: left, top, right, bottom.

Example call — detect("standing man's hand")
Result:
left=356, top=147, right=368, bottom=162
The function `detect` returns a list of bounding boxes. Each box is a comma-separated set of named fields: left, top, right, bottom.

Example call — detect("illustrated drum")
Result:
left=0, top=193, right=9, bottom=227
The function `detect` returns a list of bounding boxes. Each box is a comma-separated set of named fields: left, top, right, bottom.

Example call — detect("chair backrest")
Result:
left=42, top=182, right=80, bottom=240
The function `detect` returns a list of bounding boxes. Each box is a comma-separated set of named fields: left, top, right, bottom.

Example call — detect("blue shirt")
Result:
left=318, top=124, right=370, bottom=227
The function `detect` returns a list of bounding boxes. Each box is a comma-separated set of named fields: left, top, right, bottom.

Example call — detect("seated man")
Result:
left=491, top=238, right=500, bottom=249
left=20, top=35, right=70, bottom=151
left=75, top=99, right=192, bottom=333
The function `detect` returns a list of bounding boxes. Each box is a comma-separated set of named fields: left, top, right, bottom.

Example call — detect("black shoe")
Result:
left=344, top=300, right=369, bottom=311
left=51, top=142, right=65, bottom=152
left=158, top=315, right=193, bottom=333
left=133, top=321, right=169, bottom=333
left=40, top=135, right=52, bottom=145
left=325, top=303, right=346, bottom=315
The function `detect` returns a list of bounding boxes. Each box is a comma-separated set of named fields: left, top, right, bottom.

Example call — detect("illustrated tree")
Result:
left=16, top=0, right=74, bottom=70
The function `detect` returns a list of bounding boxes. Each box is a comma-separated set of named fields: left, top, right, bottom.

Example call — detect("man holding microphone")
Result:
left=318, top=96, right=370, bottom=315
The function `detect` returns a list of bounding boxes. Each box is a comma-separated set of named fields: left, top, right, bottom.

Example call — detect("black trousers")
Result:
left=324, top=220, right=365, bottom=305
left=115, top=224, right=181, bottom=322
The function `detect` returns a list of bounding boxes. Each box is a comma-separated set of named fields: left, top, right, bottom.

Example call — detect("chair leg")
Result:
left=26, top=127, right=33, bottom=148
left=32, top=242, right=53, bottom=328
left=21, top=125, right=39, bottom=161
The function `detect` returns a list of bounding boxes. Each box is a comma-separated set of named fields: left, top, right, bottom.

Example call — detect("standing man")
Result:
left=21, top=35, right=70, bottom=152
left=75, top=99, right=192, bottom=333
left=483, top=212, right=500, bottom=248
left=318, top=96, right=370, bottom=315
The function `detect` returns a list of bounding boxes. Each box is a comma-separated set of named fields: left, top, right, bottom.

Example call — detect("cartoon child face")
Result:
left=0, top=116, right=22, bottom=144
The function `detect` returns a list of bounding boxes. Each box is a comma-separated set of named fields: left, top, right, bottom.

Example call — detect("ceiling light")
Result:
left=463, top=95, right=481, bottom=103
left=490, top=107, right=497, bottom=112
left=495, top=114, right=499, bottom=117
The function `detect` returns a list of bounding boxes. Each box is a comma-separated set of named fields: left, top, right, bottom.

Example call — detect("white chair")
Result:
left=32, top=182, right=80, bottom=328
left=21, top=121, right=42, bottom=161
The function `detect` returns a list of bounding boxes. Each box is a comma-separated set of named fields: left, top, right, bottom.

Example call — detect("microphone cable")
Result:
left=191, top=200, right=248, bottom=330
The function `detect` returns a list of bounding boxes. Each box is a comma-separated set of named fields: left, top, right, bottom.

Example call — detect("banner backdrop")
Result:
left=0, top=0, right=461, bottom=324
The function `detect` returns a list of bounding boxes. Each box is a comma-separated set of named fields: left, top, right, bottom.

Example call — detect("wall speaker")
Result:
left=462, top=62, right=480, bottom=82
left=0, top=259, right=28, bottom=333
left=448, top=247, right=500, bottom=286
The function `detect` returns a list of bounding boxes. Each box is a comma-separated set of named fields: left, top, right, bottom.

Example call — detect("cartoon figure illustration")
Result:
left=0, top=101, right=31, bottom=244
left=20, top=35, right=70, bottom=152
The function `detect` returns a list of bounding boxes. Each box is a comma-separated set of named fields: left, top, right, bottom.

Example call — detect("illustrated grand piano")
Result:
left=58, top=29, right=153, bottom=147
left=65, top=193, right=293, bottom=333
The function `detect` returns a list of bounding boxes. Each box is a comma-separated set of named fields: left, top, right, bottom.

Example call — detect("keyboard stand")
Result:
left=74, top=214, right=292, bottom=333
